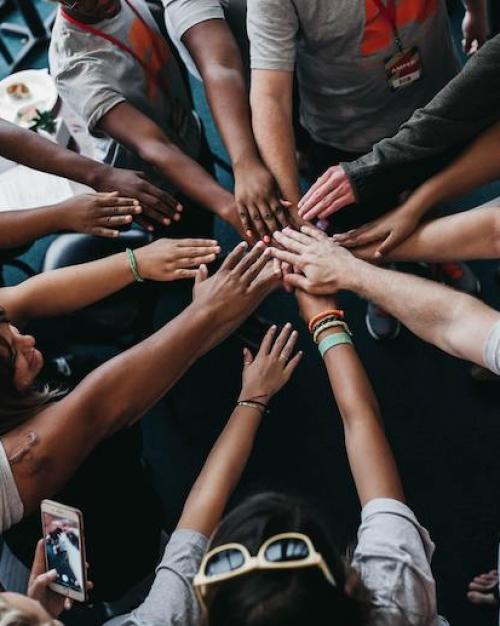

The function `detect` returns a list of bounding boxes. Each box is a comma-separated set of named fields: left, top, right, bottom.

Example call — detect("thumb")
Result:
left=30, top=570, right=57, bottom=597
left=284, top=273, right=312, bottom=291
left=195, top=264, right=208, bottom=285
left=243, top=347, right=254, bottom=367
left=375, top=231, right=399, bottom=258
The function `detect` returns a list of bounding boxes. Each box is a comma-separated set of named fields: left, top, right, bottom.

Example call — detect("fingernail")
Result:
left=271, top=325, right=277, bottom=331
left=49, top=569, right=58, bottom=577
left=164, top=218, right=171, bottom=225
left=176, top=204, right=183, bottom=211
left=263, top=236, right=271, bottom=244
left=134, top=206, right=142, bottom=213
left=148, top=226, right=154, bottom=232
left=174, top=213, right=181, bottom=221
left=133, top=199, right=139, bottom=205
left=215, top=246, right=221, bottom=252
left=126, top=215, right=132, bottom=222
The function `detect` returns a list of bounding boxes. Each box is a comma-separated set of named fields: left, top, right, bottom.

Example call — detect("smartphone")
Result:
left=40, top=500, right=87, bottom=603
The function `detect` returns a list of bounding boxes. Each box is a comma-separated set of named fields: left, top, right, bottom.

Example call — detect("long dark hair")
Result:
left=0, top=307, right=61, bottom=435
left=205, top=492, right=370, bottom=626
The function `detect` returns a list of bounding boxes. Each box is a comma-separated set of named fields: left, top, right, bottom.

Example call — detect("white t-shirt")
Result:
left=484, top=320, right=500, bottom=375
left=0, top=440, right=24, bottom=534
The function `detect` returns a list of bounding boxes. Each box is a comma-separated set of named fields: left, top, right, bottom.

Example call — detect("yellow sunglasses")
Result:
left=194, top=532, right=336, bottom=607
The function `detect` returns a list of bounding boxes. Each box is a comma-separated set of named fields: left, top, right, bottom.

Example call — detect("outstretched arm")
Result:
left=4, top=243, right=281, bottom=515
left=272, top=226, right=500, bottom=370
left=0, top=119, right=179, bottom=226
left=336, top=121, right=500, bottom=256
left=1, top=237, right=220, bottom=324
left=182, top=19, right=288, bottom=240
left=99, top=103, right=242, bottom=234
left=178, top=324, right=302, bottom=536
left=296, top=292, right=403, bottom=505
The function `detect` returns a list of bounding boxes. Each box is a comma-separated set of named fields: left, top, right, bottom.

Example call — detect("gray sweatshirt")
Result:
left=342, top=34, right=500, bottom=204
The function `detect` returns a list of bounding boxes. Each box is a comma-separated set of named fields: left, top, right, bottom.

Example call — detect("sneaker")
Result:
left=430, top=262, right=481, bottom=295
left=365, top=302, right=401, bottom=341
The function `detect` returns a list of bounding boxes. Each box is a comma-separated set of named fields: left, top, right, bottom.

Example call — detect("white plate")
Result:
left=0, top=69, right=58, bottom=126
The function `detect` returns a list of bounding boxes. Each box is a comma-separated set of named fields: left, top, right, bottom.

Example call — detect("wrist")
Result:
left=83, top=162, right=111, bottom=190
left=238, top=389, right=271, bottom=405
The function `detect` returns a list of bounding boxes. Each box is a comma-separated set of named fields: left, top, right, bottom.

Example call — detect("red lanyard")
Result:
left=371, top=0, right=403, bottom=51
left=61, top=0, right=170, bottom=96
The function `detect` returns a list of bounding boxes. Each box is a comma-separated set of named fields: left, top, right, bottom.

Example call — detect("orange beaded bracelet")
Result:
left=308, top=309, right=344, bottom=333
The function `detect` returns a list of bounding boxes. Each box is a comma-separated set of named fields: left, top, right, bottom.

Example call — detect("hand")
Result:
left=298, top=165, right=355, bottom=221
left=295, top=290, right=339, bottom=323
left=271, top=225, right=359, bottom=293
left=234, top=158, right=289, bottom=242
left=192, top=242, right=281, bottom=343
left=59, top=192, right=142, bottom=238
left=462, top=7, right=488, bottom=55
left=93, top=166, right=183, bottom=230
left=239, top=324, right=302, bottom=402
left=332, top=204, right=421, bottom=257
left=134, top=238, right=221, bottom=281
left=27, top=539, right=93, bottom=617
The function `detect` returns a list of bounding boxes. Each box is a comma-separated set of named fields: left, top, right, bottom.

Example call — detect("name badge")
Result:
left=384, top=46, right=422, bottom=91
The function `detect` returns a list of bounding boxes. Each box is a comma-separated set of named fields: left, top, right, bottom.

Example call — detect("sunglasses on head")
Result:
left=194, top=532, right=336, bottom=607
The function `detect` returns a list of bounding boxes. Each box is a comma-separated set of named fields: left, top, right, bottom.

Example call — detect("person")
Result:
left=108, top=287, right=442, bottom=626
left=0, top=118, right=180, bottom=231
left=0, top=238, right=278, bottom=536
left=248, top=0, right=485, bottom=339
left=298, top=32, right=500, bottom=224
left=163, top=0, right=288, bottom=241
left=331, top=120, right=500, bottom=259
left=49, top=0, right=247, bottom=238
left=271, top=225, right=500, bottom=375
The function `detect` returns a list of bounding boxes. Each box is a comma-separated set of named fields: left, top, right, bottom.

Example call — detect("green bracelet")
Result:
left=318, top=332, right=353, bottom=358
left=126, top=248, right=144, bottom=283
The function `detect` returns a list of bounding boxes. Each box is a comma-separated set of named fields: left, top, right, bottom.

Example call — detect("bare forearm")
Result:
left=321, top=328, right=404, bottom=505
left=251, top=95, right=300, bottom=204
left=0, top=205, right=63, bottom=248
left=356, top=206, right=500, bottom=263
left=0, top=119, right=106, bottom=187
left=178, top=406, right=262, bottom=535
left=347, top=260, right=500, bottom=365
left=10, top=252, right=133, bottom=322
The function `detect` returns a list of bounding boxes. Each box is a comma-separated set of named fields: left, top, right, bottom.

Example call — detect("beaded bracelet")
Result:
left=308, top=309, right=344, bottom=333
left=237, top=400, right=269, bottom=414
left=313, top=320, right=352, bottom=344
left=126, top=248, right=144, bottom=283
left=318, top=332, right=353, bottom=358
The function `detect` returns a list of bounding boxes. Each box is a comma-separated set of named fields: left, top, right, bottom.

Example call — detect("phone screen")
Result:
left=42, top=510, right=85, bottom=595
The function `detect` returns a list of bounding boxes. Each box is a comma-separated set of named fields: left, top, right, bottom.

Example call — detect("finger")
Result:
left=302, top=186, right=345, bottom=221
left=64, top=597, right=73, bottom=611
left=317, top=195, right=352, bottom=220
left=298, top=174, right=331, bottom=212
left=258, top=201, right=280, bottom=240
left=174, top=245, right=221, bottom=257
left=99, top=203, right=142, bottom=217
left=195, top=264, right=209, bottom=285
left=98, top=195, right=140, bottom=208
left=281, top=227, right=312, bottom=245
left=176, top=238, right=219, bottom=248
left=300, top=224, right=328, bottom=240
left=375, top=232, right=398, bottom=258
left=284, top=350, right=303, bottom=376
left=232, top=242, right=266, bottom=277
left=142, top=204, right=173, bottom=227
left=273, top=201, right=290, bottom=229
left=139, top=182, right=182, bottom=212
left=29, top=540, right=46, bottom=583
left=272, top=230, right=306, bottom=253
left=279, top=328, right=299, bottom=362
left=248, top=204, right=268, bottom=241
left=250, top=259, right=283, bottom=292
left=97, top=215, right=134, bottom=227
left=241, top=247, right=272, bottom=284
left=139, top=193, right=178, bottom=219
left=90, top=227, right=120, bottom=238
left=269, top=247, right=302, bottom=267
left=31, top=569, right=58, bottom=595
left=259, top=324, right=277, bottom=355
left=173, top=268, right=199, bottom=279
left=237, top=206, right=255, bottom=242
left=271, top=323, right=293, bottom=357
left=467, top=591, right=497, bottom=606
left=177, top=253, right=218, bottom=267
left=221, top=241, right=248, bottom=271
left=284, top=273, right=313, bottom=291
left=242, top=346, right=254, bottom=367
left=340, top=227, right=386, bottom=249
left=134, top=215, right=155, bottom=233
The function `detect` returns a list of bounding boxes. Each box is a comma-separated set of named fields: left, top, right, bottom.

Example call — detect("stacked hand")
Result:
left=240, top=323, right=302, bottom=403
left=134, top=238, right=221, bottom=281
left=93, top=167, right=183, bottom=230
left=298, top=165, right=355, bottom=222
left=462, top=6, right=488, bottom=55
left=271, top=225, right=358, bottom=294
left=59, top=192, right=142, bottom=238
